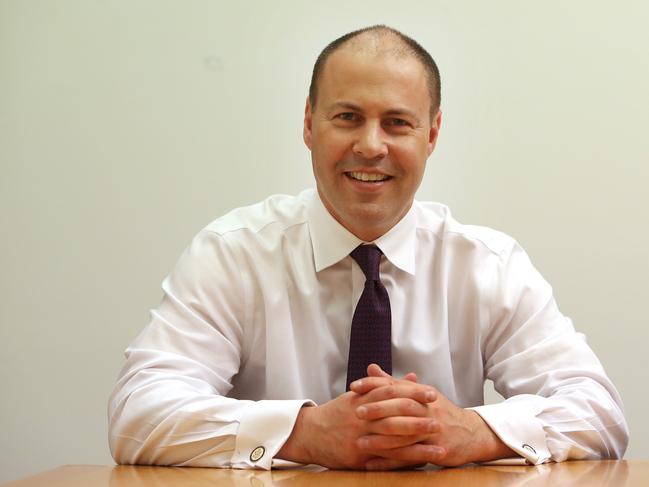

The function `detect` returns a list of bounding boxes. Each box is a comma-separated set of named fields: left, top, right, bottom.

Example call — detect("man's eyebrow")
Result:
left=384, top=108, right=420, bottom=121
left=329, top=101, right=363, bottom=112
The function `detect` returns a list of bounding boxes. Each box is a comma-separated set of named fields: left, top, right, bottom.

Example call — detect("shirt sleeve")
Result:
left=473, top=241, right=629, bottom=464
left=108, top=230, right=312, bottom=469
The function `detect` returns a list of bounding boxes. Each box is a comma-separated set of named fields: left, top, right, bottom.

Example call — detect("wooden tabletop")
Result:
left=4, top=461, right=648, bottom=487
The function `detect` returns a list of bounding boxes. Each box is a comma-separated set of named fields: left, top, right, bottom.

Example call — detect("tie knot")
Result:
left=350, top=245, right=382, bottom=281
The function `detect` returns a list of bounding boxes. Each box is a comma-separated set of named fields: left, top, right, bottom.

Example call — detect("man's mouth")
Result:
left=345, top=171, right=391, bottom=182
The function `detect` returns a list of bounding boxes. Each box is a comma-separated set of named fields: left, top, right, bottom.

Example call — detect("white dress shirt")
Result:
left=108, top=188, right=628, bottom=469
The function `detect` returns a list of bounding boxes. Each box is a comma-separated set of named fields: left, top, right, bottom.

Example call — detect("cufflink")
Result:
left=522, top=443, right=536, bottom=454
left=250, top=446, right=265, bottom=462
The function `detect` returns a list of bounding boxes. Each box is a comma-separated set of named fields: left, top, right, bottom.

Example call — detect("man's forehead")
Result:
left=313, top=31, right=433, bottom=118
left=321, top=45, right=425, bottom=91
left=317, top=54, right=430, bottom=119
left=323, top=41, right=422, bottom=82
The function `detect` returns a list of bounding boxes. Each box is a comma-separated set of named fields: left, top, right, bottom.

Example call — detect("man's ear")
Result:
left=427, top=109, right=442, bottom=156
left=303, top=97, right=313, bottom=150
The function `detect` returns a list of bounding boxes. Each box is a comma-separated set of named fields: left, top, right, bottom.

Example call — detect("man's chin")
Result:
left=339, top=205, right=397, bottom=241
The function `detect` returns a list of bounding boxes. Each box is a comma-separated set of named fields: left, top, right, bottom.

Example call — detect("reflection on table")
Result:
left=110, top=460, right=633, bottom=487
left=8, top=461, right=649, bottom=487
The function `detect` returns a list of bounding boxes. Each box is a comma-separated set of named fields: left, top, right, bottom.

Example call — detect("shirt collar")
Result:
left=373, top=203, right=417, bottom=275
left=306, top=189, right=417, bottom=275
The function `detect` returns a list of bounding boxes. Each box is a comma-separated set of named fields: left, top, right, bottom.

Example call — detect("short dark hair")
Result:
left=308, top=25, right=441, bottom=120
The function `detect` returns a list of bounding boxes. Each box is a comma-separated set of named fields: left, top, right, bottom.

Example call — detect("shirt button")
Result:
left=250, top=446, right=266, bottom=462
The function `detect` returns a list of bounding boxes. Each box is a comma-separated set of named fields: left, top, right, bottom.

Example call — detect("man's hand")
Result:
left=276, top=369, right=435, bottom=469
left=278, top=364, right=515, bottom=470
left=350, top=366, right=516, bottom=470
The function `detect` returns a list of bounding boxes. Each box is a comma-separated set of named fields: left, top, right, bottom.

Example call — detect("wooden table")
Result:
left=4, top=461, right=648, bottom=487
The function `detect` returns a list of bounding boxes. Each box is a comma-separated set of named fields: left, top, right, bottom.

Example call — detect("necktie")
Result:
left=346, top=245, right=392, bottom=390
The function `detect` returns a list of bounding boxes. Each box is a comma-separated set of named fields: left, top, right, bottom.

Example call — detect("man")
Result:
left=108, top=25, right=628, bottom=470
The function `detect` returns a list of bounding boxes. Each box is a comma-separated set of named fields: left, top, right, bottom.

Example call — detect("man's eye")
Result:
left=336, top=112, right=357, bottom=121
left=386, top=118, right=410, bottom=127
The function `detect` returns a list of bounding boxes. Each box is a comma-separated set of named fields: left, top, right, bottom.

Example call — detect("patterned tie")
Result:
left=346, top=245, right=392, bottom=390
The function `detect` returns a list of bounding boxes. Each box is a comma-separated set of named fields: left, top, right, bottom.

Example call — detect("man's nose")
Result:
left=353, top=122, right=388, bottom=159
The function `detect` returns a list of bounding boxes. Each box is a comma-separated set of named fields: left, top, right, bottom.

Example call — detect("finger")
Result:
left=358, top=383, right=437, bottom=405
left=403, top=372, right=418, bottom=382
left=369, top=444, right=447, bottom=464
left=366, top=416, right=439, bottom=436
left=351, top=377, right=433, bottom=396
left=358, top=433, right=428, bottom=451
left=367, top=364, right=418, bottom=383
left=356, top=397, right=429, bottom=420
left=350, top=376, right=397, bottom=393
left=367, top=363, right=391, bottom=378
left=365, top=458, right=427, bottom=471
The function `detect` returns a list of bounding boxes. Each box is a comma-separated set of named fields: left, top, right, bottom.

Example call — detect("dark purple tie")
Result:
left=346, top=245, right=392, bottom=390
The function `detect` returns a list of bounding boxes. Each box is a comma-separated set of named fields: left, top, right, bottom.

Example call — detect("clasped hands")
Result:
left=278, top=364, right=511, bottom=470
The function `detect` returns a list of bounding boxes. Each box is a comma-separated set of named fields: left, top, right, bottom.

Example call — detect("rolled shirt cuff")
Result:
left=231, top=399, right=314, bottom=469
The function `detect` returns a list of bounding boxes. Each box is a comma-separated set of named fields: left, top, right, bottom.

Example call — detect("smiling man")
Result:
left=109, top=26, right=628, bottom=470
left=304, top=34, right=440, bottom=243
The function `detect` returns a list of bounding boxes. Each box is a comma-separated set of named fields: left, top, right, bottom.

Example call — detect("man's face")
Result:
left=304, top=46, right=441, bottom=241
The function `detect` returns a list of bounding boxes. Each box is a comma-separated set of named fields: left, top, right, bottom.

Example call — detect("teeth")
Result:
left=348, top=171, right=389, bottom=182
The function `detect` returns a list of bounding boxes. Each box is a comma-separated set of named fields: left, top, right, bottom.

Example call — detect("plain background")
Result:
left=1, top=0, right=648, bottom=482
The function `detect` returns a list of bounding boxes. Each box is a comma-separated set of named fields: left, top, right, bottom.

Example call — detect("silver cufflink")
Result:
left=250, top=446, right=265, bottom=462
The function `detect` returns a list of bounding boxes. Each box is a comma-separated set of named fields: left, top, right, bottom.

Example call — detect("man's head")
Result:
left=304, top=26, right=442, bottom=241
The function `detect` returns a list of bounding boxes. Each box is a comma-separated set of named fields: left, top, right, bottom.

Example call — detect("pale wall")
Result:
left=1, top=1, right=648, bottom=482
